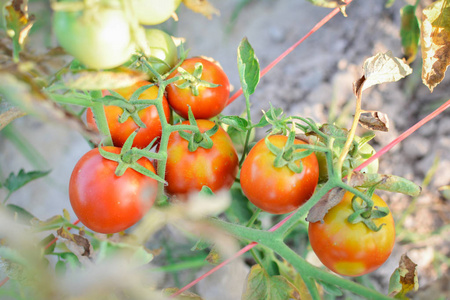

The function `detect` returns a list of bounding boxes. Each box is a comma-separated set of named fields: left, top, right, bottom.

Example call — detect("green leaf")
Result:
left=400, top=5, right=420, bottom=64
left=3, top=169, right=51, bottom=193
left=242, top=264, right=301, bottom=300
left=225, top=187, right=254, bottom=225
left=96, top=240, right=154, bottom=267
left=255, top=107, right=283, bottom=128
left=199, top=186, right=214, bottom=196
left=237, top=37, right=260, bottom=99
left=385, top=0, right=396, bottom=8
left=220, top=115, right=249, bottom=132
left=318, top=280, right=343, bottom=296
left=39, top=234, right=56, bottom=255
left=421, top=0, right=450, bottom=91
left=362, top=51, right=413, bottom=92
left=57, top=252, right=81, bottom=269
left=55, top=260, right=67, bottom=275
left=5, top=204, right=35, bottom=224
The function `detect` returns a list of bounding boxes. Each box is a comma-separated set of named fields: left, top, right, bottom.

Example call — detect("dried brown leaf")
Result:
left=163, top=287, right=204, bottom=299
left=306, top=187, right=346, bottom=223
left=182, top=0, right=220, bottom=19
left=57, top=227, right=92, bottom=258
left=0, top=101, right=26, bottom=130
left=421, top=0, right=450, bottom=92
left=358, top=110, right=389, bottom=132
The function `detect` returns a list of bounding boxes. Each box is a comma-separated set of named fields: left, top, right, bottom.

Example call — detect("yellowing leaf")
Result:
left=421, top=0, right=450, bottom=92
left=305, top=0, right=347, bottom=16
left=400, top=5, right=420, bottom=64
left=361, top=51, right=413, bottom=92
left=183, top=0, right=220, bottom=19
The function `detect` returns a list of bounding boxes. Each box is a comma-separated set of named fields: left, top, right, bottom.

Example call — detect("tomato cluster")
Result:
left=60, top=1, right=394, bottom=280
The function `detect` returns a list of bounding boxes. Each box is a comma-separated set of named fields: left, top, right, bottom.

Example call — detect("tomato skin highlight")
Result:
left=308, top=191, right=395, bottom=277
left=69, top=147, right=157, bottom=234
left=53, top=6, right=134, bottom=70
left=165, top=119, right=239, bottom=197
left=86, top=81, right=171, bottom=149
left=240, top=135, right=319, bottom=214
left=166, top=57, right=230, bottom=120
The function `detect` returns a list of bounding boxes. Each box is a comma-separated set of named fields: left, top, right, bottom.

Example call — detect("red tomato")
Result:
left=165, top=119, right=238, bottom=197
left=166, top=57, right=230, bottom=119
left=69, top=147, right=158, bottom=233
left=240, top=135, right=319, bottom=214
left=308, top=191, right=395, bottom=276
left=86, top=81, right=171, bottom=148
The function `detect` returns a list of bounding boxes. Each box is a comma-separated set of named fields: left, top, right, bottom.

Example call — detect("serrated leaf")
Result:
left=3, top=169, right=50, bottom=193
left=183, top=0, right=220, bottom=20
left=388, top=254, right=419, bottom=298
left=421, top=0, right=450, bottom=92
left=62, top=68, right=148, bottom=90
left=361, top=51, right=412, bottom=91
left=238, top=37, right=260, bottom=100
left=400, top=5, right=420, bottom=64
left=242, top=264, right=301, bottom=300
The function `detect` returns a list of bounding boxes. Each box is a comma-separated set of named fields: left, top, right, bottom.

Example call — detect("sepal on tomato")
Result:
left=175, top=63, right=220, bottom=96
left=346, top=194, right=390, bottom=232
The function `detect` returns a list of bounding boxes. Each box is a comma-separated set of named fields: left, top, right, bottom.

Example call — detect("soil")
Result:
left=0, top=0, right=449, bottom=299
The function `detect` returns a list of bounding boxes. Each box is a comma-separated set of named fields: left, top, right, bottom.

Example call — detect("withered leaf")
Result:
left=362, top=51, right=412, bottom=92
left=421, top=0, right=450, bottom=92
left=57, top=227, right=92, bottom=258
left=62, top=68, right=148, bottom=90
left=205, top=246, right=221, bottom=265
left=358, top=110, right=389, bottom=132
left=183, top=0, right=220, bottom=19
left=0, top=99, right=26, bottom=130
left=401, top=5, right=420, bottom=64
left=348, top=172, right=422, bottom=197
left=5, top=1, right=35, bottom=50
left=306, top=187, right=346, bottom=223
left=388, top=254, right=419, bottom=298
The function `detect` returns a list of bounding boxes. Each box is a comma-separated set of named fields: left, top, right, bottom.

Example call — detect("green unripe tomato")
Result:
left=316, top=135, right=379, bottom=183
left=144, top=29, right=178, bottom=79
left=131, top=0, right=182, bottom=25
left=53, top=4, right=134, bottom=70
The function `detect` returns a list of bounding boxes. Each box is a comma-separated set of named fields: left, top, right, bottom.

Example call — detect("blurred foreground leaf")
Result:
left=2, top=169, right=50, bottom=194
left=0, top=99, right=26, bottom=130
left=421, top=0, right=450, bottom=92
left=183, top=0, right=220, bottom=19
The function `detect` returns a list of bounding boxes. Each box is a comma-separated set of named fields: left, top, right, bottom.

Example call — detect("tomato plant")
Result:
left=165, top=119, right=239, bottom=197
left=308, top=191, right=395, bottom=277
left=240, top=135, right=319, bottom=214
left=86, top=81, right=171, bottom=148
left=53, top=3, right=134, bottom=69
left=69, top=147, right=158, bottom=234
left=166, top=57, right=231, bottom=119
left=131, top=0, right=182, bottom=25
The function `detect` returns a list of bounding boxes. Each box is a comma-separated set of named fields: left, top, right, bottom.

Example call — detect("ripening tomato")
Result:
left=308, top=191, right=395, bottom=277
left=240, top=135, right=319, bottom=214
left=166, top=57, right=230, bottom=120
left=69, top=147, right=158, bottom=234
left=131, top=0, right=182, bottom=25
left=53, top=3, right=134, bottom=69
left=86, top=81, right=171, bottom=148
left=165, top=119, right=239, bottom=197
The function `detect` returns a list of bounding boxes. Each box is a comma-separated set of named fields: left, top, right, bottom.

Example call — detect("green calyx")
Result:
left=347, top=194, right=390, bottom=232
left=265, top=131, right=313, bottom=174
left=175, top=62, right=219, bottom=96
left=97, top=131, right=165, bottom=184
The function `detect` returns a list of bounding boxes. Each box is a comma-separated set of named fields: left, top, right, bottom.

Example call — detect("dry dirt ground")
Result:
left=0, top=0, right=449, bottom=299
